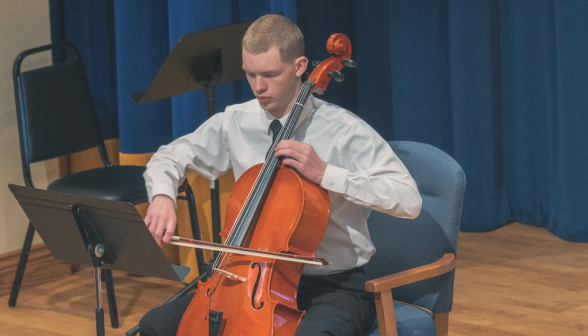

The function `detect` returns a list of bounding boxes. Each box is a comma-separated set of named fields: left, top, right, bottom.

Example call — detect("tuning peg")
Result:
left=341, top=59, right=357, bottom=68
left=312, top=61, right=321, bottom=67
left=327, top=71, right=344, bottom=82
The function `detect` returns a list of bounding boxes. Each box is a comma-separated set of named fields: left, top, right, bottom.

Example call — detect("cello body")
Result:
left=177, top=163, right=330, bottom=335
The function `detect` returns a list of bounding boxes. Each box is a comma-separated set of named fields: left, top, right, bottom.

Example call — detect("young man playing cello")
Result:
left=140, top=14, right=421, bottom=336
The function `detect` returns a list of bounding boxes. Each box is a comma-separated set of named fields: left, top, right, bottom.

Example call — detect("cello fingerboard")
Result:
left=218, top=82, right=315, bottom=254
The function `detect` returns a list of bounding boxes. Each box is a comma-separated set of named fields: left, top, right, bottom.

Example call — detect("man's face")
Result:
left=242, top=47, right=306, bottom=117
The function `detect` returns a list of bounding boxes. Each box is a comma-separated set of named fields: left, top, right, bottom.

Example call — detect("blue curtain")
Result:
left=49, top=0, right=588, bottom=242
left=49, top=1, right=119, bottom=141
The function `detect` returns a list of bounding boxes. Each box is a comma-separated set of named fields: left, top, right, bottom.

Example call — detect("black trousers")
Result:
left=139, top=267, right=376, bottom=336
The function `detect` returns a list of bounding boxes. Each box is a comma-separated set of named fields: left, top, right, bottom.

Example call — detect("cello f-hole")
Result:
left=251, top=263, right=264, bottom=310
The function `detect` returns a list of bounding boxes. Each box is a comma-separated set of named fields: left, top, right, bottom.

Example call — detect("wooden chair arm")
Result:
left=365, top=253, right=456, bottom=293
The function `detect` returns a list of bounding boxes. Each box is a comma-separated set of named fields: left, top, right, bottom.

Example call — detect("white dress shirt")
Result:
left=144, top=95, right=422, bottom=275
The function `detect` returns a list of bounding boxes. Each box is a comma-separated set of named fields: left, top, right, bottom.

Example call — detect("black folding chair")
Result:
left=9, top=42, right=207, bottom=328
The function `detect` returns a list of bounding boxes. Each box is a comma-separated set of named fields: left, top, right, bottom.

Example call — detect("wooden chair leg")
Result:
left=373, top=290, right=398, bottom=336
left=432, top=312, right=449, bottom=336
left=9, top=222, right=35, bottom=307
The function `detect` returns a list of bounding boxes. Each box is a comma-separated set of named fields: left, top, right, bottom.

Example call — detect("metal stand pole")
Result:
left=93, top=244, right=106, bottom=336
left=204, top=85, right=222, bottom=248
left=194, top=49, right=223, bottom=251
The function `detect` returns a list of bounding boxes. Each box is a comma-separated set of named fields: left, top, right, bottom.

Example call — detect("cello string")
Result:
left=212, top=81, right=307, bottom=248
left=221, top=81, right=311, bottom=248
left=234, top=81, right=312, bottom=230
left=214, top=82, right=311, bottom=262
left=219, top=82, right=313, bottom=257
left=223, top=82, right=312, bottom=250
left=210, top=81, right=314, bottom=272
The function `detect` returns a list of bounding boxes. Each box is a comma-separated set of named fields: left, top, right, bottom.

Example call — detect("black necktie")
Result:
left=270, top=119, right=282, bottom=144
left=266, top=119, right=282, bottom=160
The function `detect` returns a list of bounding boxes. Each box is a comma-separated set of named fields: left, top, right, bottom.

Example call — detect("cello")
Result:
left=176, top=33, right=356, bottom=336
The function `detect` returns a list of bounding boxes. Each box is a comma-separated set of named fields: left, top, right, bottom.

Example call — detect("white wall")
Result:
left=0, top=0, right=59, bottom=254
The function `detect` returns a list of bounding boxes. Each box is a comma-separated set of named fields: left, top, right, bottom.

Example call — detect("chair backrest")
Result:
left=13, top=42, right=108, bottom=186
left=364, top=141, right=466, bottom=314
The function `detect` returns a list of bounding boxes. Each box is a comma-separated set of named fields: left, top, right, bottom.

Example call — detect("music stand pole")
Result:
left=94, top=261, right=105, bottom=336
left=205, top=87, right=222, bottom=249
left=193, top=48, right=223, bottom=251
left=72, top=204, right=119, bottom=336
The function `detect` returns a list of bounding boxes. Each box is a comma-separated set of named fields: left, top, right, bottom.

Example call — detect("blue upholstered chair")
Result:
left=363, top=141, right=466, bottom=336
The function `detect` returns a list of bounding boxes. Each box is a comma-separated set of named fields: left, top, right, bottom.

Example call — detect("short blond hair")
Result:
left=242, top=14, right=304, bottom=64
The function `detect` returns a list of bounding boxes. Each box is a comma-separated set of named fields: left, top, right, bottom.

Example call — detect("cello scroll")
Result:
left=308, top=33, right=355, bottom=91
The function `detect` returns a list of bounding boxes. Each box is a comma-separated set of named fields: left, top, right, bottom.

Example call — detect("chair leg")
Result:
left=432, top=312, right=449, bottom=336
left=184, top=183, right=207, bottom=276
left=9, top=222, right=35, bottom=307
left=373, top=290, right=398, bottom=336
left=103, top=269, right=119, bottom=328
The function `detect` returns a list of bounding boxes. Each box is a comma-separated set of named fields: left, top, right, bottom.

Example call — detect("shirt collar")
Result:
left=262, top=95, right=317, bottom=136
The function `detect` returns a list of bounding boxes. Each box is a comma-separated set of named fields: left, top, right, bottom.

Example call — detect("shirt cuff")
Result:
left=320, top=164, right=348, bottom=193
left=149, top=183, right=179, bottom=208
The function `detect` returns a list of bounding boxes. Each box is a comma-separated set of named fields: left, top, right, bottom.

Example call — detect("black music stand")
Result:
left=131, top=19, right=254, bottom=249
left=9, top=184, right=190, bottom=336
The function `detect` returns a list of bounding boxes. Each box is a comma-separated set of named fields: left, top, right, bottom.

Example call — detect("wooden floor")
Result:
left=1, top=222, right=587, bottom=335
left=452, top=223, right=588, bottom=335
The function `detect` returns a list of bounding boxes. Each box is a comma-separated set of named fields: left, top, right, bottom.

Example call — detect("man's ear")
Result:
left=294, top=56, right=308, bottom=77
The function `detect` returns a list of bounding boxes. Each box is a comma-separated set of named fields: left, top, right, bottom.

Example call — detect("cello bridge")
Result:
left=213, top=267, right=246, bottom=282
